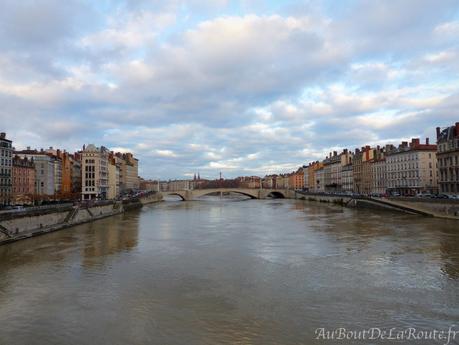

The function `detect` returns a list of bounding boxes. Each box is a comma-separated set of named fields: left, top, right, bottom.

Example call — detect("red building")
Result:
left=12, top=156, right=36, bottom=204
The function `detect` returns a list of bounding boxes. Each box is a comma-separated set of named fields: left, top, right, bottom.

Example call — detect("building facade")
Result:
left=341, top=164, right=353, bottom=193
left=0, top=133, right=13, bottom=206
left=352, top=149, right=363, bottom=194
left=324, top=149, right=353, bottom=192
left=437, top=123, right=459, bottom=195
left=72, top=153, right=82, bottom=194
left=289, top=169, right=304, bottom=190
left=81, top=144, right=109, bottom=200
left=386, top=138, right=437, bottom=195
left=262, top=175, right=277, bottom=189
left=370, top=147, right=386, bottom=194
left=107, top=157, right=120, bottom=200
left=12, top=156, right=36, bottom=204
left=305, top=162, right=323, bottom=191
left=15, top=150, right=55, bottom=196
left=56, top=150, right=81, bottom=196
left=115, top=152, right=139, bottom=194
left=314, top=167, right=325, bottom=192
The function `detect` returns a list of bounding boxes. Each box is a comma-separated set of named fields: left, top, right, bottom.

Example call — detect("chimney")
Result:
left=402, top=141, right=408, bottom=147
left=426, top=138, right=429, bottom=145
left=333, top=151, right=337, bottom=156
left=410, top=138, right=420, bottom=147
left=436, top=127, right=441, bottom=140
left=0, top=132, right=5, bottom=139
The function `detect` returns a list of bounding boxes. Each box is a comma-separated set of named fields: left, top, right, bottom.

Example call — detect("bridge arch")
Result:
left=161, top=188, right=291, bottom=201
left=266, top=191, right=286, bottom=199
left=193, top=189, right=258, bottom=200
left=163, top=192, right=187, bottom=201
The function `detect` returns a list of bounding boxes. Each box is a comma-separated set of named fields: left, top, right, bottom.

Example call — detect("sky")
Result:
left=1, top=0, right=458, bottom=179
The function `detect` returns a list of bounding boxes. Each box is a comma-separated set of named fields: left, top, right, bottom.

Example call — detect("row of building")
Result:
left=140, top=122, right=459, bottom=197
left=266, top=122, right=459, bottom=196
left=0, top=133, right=140, bottom=206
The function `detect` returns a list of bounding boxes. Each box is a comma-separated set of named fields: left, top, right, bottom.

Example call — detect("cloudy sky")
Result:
left=1, top=0, right=458, bottom=179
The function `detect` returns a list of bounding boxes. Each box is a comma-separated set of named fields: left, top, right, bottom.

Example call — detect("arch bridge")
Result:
left=161, top=188, right=296, bottom=201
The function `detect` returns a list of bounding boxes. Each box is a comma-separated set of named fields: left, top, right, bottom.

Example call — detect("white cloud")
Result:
left=1, top=0, right=459, bottom=179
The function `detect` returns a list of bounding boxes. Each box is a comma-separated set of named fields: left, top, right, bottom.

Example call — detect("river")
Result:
left=0, top=197, right=458, bottom=344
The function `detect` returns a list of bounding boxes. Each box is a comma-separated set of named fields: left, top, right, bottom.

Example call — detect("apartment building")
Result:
left=12, top=156, right=35, bottom=204
left=115, top=152, right=139, bottom=193
left=0, top=133, right=13, bottom=206
left=437, top=123, right=459, bottom=194
left=81, top=144, right=109, bottom=200
left=15, top=149, right=56, bottom=196
left=107, top=156, right=120, bottom=199
left=386, top=138, right=437, bottom=195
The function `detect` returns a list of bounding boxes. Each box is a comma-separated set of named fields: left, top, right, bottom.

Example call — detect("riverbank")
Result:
left=296, top=191, right=459, bottom=219
left=0, top=192, right=163, bottom=246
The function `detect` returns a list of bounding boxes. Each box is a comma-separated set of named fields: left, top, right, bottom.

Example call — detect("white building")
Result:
left=81, top=144, right=109, bottom=200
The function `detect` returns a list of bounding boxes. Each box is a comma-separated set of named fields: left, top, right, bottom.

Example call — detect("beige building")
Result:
left=437, top=123, right=459, bottom=194
left=341, top=163, right=353, bottom=193
left=115, top=152, right=139, bottom=193
left=361, top=146, right=376, bottom=195
left=262, top=175, right=278, bottom=189
left=167, top=179, right=192, bottom=191
left=314, top=167, right=325, bottom=192
left=302, top=166, right=309, bottom=190
left=275, top=174, right=289, bottom=189
left=107, top=157, right=120, bottom=200
left=370, top=147, right=387, bottom=194
left=81, top=144, right=109, bottom=200
left=386, top=138, right=437, bottom=195
left=304, top=161, right=323, bottom=191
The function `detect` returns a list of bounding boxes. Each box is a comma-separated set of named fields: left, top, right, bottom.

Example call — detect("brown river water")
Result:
left=0, top=197, right=458, bottom=345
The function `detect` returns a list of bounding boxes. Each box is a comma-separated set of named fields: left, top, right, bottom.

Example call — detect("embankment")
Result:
left=0, top=192, right=163, bottom=245
left=296, top=192, right=459, bottom=220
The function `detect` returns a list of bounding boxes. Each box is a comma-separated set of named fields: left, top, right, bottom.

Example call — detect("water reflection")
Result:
left=82, top=213, right=139, bottom=268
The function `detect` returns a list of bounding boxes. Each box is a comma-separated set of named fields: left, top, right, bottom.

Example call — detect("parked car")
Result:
left=416, top=193, right=432, bottom=198
left=431, top=194, right=449, bottom=199
left=370, top=193, right=384, bottom=198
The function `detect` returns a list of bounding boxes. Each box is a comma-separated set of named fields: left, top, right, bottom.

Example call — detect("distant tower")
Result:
left=198, top=172, right=200, bottom=180
left=193, top=173, right=196, bottom=181
left=220, top=171, right=222, bottom=180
